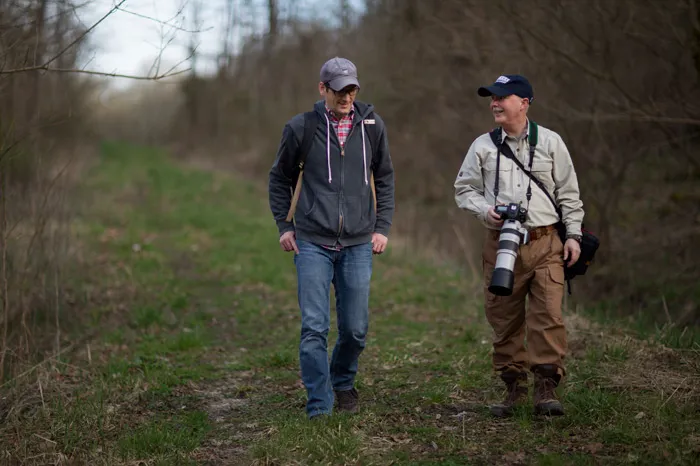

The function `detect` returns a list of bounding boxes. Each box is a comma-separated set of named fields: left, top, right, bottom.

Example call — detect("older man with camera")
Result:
left=454, top=75, right=584, bottom=417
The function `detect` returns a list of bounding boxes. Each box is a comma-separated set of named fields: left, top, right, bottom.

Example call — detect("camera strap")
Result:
left=489, top=121, right=562, bottom=219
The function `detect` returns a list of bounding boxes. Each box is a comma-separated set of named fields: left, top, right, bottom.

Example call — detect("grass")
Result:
left=582, top=299, right=700, bottom=350
left=117, top=410, right=210, bottom=462
left=1, top=141, right=698, bottom=465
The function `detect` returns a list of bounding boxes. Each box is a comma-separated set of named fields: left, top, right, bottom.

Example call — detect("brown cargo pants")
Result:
left=482, top=226, right=567, bottom=376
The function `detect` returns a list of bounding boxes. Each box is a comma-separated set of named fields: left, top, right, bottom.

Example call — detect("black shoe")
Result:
left=334, top=388, right=359, bottom=413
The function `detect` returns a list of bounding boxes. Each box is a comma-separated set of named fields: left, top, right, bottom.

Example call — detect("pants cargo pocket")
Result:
left=545, top=264, right=565, bottom=323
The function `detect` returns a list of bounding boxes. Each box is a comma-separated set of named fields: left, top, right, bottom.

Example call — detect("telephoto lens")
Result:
left=489, top=203, right=528, bottom=296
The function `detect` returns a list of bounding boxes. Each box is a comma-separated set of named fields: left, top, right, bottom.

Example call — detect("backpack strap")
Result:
left=297, top=111, right=318, bottom=175
left=285, top=111, right=319, bottom=222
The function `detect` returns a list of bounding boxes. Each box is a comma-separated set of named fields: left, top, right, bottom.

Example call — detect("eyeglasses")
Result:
left=324, top=84, right=359, bottom=98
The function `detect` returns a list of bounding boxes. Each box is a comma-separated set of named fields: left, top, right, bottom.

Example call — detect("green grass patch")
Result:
left=250, top=414, right=363, bottom=465
left=3, top=141, right=697, bottom=465
left=117, top=411, right=210, bottom=461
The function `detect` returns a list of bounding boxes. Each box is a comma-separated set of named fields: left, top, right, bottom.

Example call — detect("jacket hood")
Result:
left=313, top=100, right=375, bottom=121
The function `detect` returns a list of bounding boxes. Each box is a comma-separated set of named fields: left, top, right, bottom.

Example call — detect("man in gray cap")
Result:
left=268, top=57, right=395, bottom=419
left=454, top=74, right=584, bottom=418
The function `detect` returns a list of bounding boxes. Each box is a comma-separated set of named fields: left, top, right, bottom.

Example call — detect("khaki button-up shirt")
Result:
left=454, top=121, right=584, bottom=236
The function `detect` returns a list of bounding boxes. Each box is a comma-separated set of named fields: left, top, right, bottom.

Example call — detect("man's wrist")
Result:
left=481, top=204, right=491, bottom=223
left=278, top=224, right=295, bottom=236
left=566, top=234, right=582, bottom=243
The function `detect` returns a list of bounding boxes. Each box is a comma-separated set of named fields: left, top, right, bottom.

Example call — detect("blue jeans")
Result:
left=294, top=240, right=373, bottom=418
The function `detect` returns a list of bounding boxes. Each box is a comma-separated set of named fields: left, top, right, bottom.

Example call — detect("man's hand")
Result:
left=372, top=233, right=388, bottom=254
left=280, top=231, right=299, bottom=254
left=486, top=206, right=504, bottom=228
left=563, top=238, right=581, bottom=267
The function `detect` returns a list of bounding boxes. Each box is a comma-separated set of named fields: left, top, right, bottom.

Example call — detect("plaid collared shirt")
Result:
left=326, top=106, right=354, bottom=148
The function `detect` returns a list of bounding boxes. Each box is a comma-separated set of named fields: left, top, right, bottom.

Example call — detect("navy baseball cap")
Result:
left=478, top=75, right=533, bottom=101
left=320, top=57, right=360, bottom=91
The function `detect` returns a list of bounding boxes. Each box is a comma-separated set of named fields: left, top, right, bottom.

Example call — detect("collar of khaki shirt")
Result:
left=500, top=118, right=530, bottom=144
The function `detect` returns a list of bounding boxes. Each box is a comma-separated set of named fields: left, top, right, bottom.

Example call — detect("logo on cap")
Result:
left=495, top=76, right=510, bottom=84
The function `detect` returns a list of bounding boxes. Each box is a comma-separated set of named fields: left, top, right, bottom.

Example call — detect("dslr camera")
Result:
left=488, top=202, right=529, bottom=296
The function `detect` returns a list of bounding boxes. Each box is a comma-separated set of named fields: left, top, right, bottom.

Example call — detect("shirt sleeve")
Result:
left=372, top=116, right=395, bottom=237
left=268, top=123, right=298, bottom=236
left=454, top=139, right=491, bottom=225
left=551, top=133, right=584, bottom=236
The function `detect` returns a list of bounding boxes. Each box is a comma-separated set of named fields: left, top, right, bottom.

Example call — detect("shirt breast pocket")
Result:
left=530, top=160, right=554, bottom=191
left=483, top=158, right=513, bottom=194
left=483, top=159, right=513, bottom=173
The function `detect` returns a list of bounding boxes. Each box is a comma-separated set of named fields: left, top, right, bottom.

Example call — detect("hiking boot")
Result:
left=532, top=364, right=565, bottom=416
left=334, top=388, right=359, bottom=413
left=489, top=371, right=528, bottom=418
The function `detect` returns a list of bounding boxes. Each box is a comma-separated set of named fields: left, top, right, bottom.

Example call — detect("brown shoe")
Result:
left=532, top=364, right=564, bottom=416
left=334, top=388, right=359, bottom=413
left=489, top=371, right=528, bottom=418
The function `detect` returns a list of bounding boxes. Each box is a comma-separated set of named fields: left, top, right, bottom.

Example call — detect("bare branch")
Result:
left=0, top=0, right=199, bottom=81
left=160, top=49, right=197, bottom=78
left=0, top=65, right=191, bottom=80
left=0, top=1, right=91, bottom=29
left=506, top=9, right=611, bottom=82
left=115, top=5, right=213, bottom=33
left=42, top=0, right=128, bottom=69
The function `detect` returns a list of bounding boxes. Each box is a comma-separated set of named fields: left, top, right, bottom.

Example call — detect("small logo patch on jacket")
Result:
left=364, top=119, right=375, bottom=125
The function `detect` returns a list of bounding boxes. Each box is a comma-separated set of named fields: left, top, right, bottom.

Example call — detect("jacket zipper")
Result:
left=337, top=124, right=358, bottom=240
left=337, top=153, right=344, bottom=238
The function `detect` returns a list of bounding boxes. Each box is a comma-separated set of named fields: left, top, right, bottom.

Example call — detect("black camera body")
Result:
left=495, top=202, right=527, bottom=224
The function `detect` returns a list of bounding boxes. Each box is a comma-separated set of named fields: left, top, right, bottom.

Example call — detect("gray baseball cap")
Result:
left=320, top=57, right=360, bottom=91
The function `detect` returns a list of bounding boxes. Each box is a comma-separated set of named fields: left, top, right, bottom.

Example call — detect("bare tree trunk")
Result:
left=186, top=0, right=201, bottom=141
left=189, top=0, right=200, bottom=76
left=218, top=0, right=238, bottom=77
left=28, top=0, right=48, bottom=122
left=691, top=0, right=700, bottom=81
left=0, top=167, right=8, bottom=381
left=340, top=0, right=350, bottom=29
left=268, top=0, right=278, bottom=48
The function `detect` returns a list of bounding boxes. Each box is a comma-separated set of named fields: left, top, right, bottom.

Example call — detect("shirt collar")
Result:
left=325, top=104, right=354, bottom=121
left=502, top=118, right=530, bottom=143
